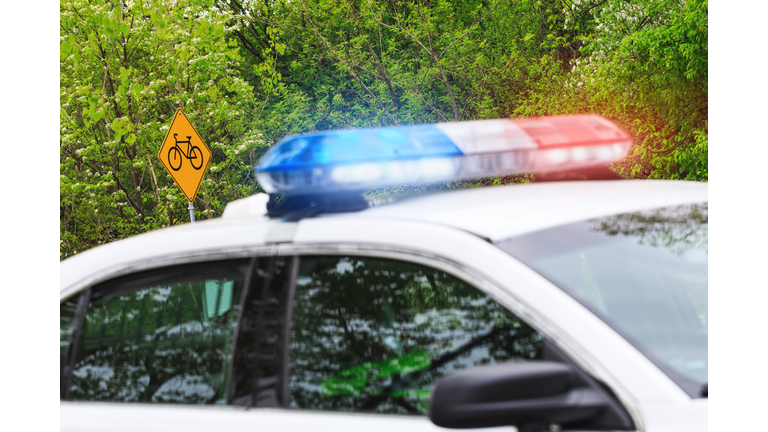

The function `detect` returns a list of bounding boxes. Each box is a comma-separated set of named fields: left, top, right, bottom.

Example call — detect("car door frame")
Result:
left=60, top=217, right=671, bottom=431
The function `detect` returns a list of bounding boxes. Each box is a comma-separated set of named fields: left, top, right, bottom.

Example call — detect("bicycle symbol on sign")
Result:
left=168, top=133, right=204, bottom=171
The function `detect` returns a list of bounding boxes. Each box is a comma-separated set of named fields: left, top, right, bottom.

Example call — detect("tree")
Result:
left=60, top=0, right=269, bottom=258
left=61, top=0, right=708, bottom=256
left=221, top=0, right=555, bottom=132
left=515, top=0, right=708, bottom=180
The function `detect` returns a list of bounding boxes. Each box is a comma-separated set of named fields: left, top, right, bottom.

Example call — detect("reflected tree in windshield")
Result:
left=591, top=203, right=707, bottom=255
left=289, top=256, right=543, bottom=415
left=590, top=203, right=708, bottom=322
left=497, top=202, right=708, bottom=396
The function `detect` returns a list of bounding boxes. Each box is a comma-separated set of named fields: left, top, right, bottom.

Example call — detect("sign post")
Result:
left=188, top=202, right=196, bottom=223
left=158, top=108, right=212, bottom=223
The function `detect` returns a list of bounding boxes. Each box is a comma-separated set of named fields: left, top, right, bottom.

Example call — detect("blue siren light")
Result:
left=255, top=115, right=633, bottom=194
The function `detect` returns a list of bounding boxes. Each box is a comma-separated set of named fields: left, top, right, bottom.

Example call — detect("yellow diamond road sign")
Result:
left=158, top=108, right=212, bottom=203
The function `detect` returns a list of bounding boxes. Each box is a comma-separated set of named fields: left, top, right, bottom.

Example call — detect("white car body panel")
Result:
left=60, top=403, right=454, bottom=432
left=60, top=402, right=708, bottom=432
left=356, top=180, right=707, bottom=241
left=60, top=180, right=708, bottom=431
left=60, top=216, right=276, bottom=300
left=641, top=400, right=708, bottom=432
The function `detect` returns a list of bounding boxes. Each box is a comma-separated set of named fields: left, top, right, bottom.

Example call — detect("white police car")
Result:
left=60, top=115, right=707, bottom=432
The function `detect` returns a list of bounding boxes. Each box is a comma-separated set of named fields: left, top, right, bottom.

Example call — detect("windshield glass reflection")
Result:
left=497, top=203, right=708, bottom=397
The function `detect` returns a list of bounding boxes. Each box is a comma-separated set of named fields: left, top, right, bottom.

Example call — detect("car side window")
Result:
left=64, top=260, right=249, bottom=404
left=288, top=256, right=544, bottom=415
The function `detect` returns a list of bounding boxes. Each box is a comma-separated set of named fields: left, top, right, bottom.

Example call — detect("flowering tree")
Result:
left=60, top=0, right=270, bottom=258
left=514, top=0, right=708, bottom=181
left=60, top=0, right=708, bottom=258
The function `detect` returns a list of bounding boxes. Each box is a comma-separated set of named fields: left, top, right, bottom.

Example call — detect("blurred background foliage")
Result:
left=60, top=0, right=707, bottom=258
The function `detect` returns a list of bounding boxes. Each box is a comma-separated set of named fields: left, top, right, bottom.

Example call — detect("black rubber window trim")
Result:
left=62, top=288, right=91, bottom=401
left=280, top=256, right=300, bottom=408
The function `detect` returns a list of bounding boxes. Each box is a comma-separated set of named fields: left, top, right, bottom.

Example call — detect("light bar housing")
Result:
left=255, top=115, right=632, bottom=194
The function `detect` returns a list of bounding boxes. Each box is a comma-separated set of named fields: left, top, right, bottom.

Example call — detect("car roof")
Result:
left=351, top=179, right=707, bottom=240
left=61, top=180, right=706, bottom=295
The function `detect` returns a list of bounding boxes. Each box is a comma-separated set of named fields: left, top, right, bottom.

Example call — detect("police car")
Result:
left=60, top=115, right=707, bottom=432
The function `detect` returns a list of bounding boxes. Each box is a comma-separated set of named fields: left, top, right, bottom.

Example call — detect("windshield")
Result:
left=496, top=203, right=707, bottom=397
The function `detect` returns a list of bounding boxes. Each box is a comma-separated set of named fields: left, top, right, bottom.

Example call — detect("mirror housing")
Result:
left=428, top=361, right=627, bottom=431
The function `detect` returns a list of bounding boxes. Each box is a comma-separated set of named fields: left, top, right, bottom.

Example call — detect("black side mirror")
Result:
left=428, top=361, right=627, bottom=431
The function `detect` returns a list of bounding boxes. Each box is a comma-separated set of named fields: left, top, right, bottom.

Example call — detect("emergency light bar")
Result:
left=255, top=115, right=632, bottom=195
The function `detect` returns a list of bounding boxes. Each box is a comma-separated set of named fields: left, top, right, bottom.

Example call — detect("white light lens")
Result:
left=571, top=147, right=589, bottom=162
left=419, top=158, right=458, bottom=179
left=545, top=149, right=569, bottom=165
left=331, top=163, right=384, bottom=184
left=596, top=145, right=616, bottom=161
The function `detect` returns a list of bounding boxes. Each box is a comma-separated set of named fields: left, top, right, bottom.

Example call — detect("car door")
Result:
left=61, top=252, right=631, bottom=432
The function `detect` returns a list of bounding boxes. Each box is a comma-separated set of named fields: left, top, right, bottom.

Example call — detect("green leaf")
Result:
left=60, top=41, right=72, bottom=56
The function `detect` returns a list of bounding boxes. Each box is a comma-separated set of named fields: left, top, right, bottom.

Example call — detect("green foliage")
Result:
left=61, top=0, right=707, bottom=257
left=515, top=0, right=708, bottom=180
left=223, top=0, right=556, bottom=134
left=60, top=0, right=268, bottom=258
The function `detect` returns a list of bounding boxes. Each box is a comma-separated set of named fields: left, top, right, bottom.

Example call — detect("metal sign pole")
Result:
left=188, top=202, right=196, bottom=223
